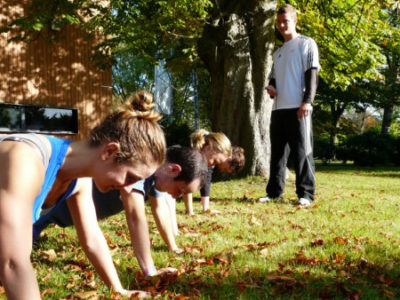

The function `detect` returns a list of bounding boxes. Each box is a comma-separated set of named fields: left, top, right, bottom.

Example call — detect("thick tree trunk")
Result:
left=198, top=0, right=276, bottom=176
left=381, top=104, right=394, bottom=135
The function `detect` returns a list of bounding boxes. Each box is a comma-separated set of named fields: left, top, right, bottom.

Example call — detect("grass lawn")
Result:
left=1, top=164, right=399, bottom=299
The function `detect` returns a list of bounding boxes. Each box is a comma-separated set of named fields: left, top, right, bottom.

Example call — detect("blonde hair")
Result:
left=88, top=91, right=166, bottom=167
left=190, top=129, right=232, bottom=158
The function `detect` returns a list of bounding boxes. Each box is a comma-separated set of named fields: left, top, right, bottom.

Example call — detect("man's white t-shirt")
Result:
left=269, top=35, right=320, bottom=111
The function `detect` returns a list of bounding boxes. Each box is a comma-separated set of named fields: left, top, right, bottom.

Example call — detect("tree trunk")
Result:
left=198, top=0, right=276, bottom=176
left=381, top=104, right=394, bottom=135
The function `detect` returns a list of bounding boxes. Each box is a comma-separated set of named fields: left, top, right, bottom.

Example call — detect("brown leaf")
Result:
left=359, top=257, right=368, bottom=269
left=311, top=239, right=324, bottom=247
left=73, top=290, right=98, bottom=299
left=333, top=253, right=346, bottom=264
left=349, top=290, right=361, bottom=300
left=41, top=288, right=56, bottom=297
left=194, top=258, right=206, bottom=265
left=66, top=283, right=75, bottom=289
left=250, top=216, right=261, bottom=226
left=334, top=236, right=349, bottom=245
left=266, top=272, right=296, bottom=282
left=221, top=267, right=230, bottom=278
left=42, top=249, right=57, bottom=262
left=174, top=294, right=189, bottom=300
left=189, top=288, right=201, bottom=297
left=378, top=274, right=386, bottom=283
left=381, top=289, right=395, bottom=299
left=213, top=256, right=230, bottom=265
left=236, top=282, right=246, bottom=293
left=41, top=272, right=52, bottom=283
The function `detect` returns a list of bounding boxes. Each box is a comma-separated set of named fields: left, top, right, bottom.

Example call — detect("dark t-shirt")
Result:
left=32, top=176, right=164, bottom=240
left=200, top=167, right=214, bottom=197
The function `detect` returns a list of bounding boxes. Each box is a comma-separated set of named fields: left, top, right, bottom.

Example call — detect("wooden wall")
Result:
left=0, top=0, right=113, bottom=139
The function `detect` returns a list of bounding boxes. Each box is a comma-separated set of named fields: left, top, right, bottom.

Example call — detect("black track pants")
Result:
left=266, top=108, right=315, bottom=201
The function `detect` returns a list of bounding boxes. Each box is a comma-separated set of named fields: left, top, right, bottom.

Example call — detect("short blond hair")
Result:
left=277, top=4, right=297, bottom=19
left=190, top=129, right=232, bottom=158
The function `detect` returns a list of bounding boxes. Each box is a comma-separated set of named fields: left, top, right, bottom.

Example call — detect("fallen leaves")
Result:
left=28, top=176, right=400, bottom=300
left=334, top=236, right=349, bottom=245
left=39, top=249, right=57, bottom=262
left=71, top=290, right=98, bottom=299
left=311, top=239, right=324, bottom=247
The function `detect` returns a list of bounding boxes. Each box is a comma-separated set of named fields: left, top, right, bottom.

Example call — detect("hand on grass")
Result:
left=118, top=289, right=150, bottom=298
left=155, top=267, right=178, bottom=275
left=172, top=248, right=184, bottom=255
left=203, top=209, right=221, bottom=215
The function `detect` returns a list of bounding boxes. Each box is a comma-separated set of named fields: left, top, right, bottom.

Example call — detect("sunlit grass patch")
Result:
left=1, top=164, right=399, bottom=299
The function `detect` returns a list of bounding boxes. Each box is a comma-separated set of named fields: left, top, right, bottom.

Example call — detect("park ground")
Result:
left=1, top=163, right=399, bottom=299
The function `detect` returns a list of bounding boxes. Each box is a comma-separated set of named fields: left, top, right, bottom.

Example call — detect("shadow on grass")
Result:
left=31, top=221, right=400, bottom=299
left=125, top=248, right=400, bottom=299
left=190, top=196, right=298, bottom=207
left=316, top=163, right=400, bottom=178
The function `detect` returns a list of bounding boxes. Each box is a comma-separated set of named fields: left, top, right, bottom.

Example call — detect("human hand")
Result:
left=265, top=85, right=277, bottom=98
left=156, top=267, right=178, bottom=275
left=297, top=102, right=312, bottom=118
left=171, top=248, right=184, bottom=255
left=203, top=209, right=221, bottom=215
left=118, top=289, right=150, bottom=298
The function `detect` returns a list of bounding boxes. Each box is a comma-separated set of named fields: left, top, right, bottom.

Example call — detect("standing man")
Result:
left=259, top=4, right=320, bottom=206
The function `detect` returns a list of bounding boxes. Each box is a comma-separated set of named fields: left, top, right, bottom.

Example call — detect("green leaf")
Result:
left=32, top=22, right=44, bottom=31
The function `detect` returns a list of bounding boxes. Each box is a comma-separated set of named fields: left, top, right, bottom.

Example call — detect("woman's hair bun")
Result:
left=130, top=91, right=155, bottom=112
left=124, top=91, right=162, bottom=122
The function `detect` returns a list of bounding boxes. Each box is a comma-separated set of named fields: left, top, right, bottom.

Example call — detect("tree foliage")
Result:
left=112, top=51, right=155, bottom=98
left=4, top=0, right=400, bottom=169
left=4, top=0, right=398, bottom=96
left=2, top=0, right=212, bottom=70
left=283, top=0, right=400, bottom=138
left=287, top=0, right=394, bottom=89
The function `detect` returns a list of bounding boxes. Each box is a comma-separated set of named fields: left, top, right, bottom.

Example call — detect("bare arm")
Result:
left=120, top=189, right=155, bottom=273
left=68, top=178, right=147, bottom=298
left=201, top=196, right=210, bottom=212
left=149, top=195, right=181, bottom=253
left=183, top=193, right=194, bottom=215
left=0, top=143, right=45, bottom=300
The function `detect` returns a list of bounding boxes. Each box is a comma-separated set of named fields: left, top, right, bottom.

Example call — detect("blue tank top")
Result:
left=32, top=135, right=76, bottom=223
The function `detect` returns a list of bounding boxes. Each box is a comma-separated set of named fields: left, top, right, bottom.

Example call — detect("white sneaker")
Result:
left=298, top=198, right=312, bottom=206
left=258, top=196, right=271, bottom=203
left=258, top=196, right=283, bottom=203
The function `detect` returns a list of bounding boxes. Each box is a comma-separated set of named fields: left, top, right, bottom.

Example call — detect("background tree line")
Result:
left=2, top=0, right=399, bottom=171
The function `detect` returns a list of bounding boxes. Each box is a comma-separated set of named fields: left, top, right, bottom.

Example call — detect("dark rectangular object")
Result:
left=0, top=103, right=78, bottom=135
